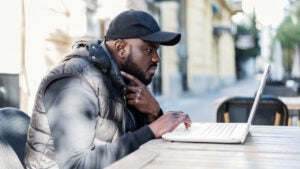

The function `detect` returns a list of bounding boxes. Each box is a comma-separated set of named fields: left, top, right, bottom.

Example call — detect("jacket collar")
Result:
left=65, top=40, right=127, bottom=95
left=92, top=40, right=126, bottom=95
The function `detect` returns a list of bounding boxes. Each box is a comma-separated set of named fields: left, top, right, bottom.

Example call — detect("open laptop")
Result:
left=162, top=64, right=271, bottom=143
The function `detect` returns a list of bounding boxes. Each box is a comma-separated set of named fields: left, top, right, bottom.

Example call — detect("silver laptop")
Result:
left=162, top=64, right=271, bottom=143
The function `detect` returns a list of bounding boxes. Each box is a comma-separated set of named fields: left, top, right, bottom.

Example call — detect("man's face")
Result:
left=121, top=39, right=160, bottom=85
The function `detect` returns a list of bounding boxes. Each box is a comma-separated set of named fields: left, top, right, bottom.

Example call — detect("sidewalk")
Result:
left=156, top=76, right=260, bottom=122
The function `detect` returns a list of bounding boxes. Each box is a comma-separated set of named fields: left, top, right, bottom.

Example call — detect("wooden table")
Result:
left=278, top=97, right=300, bottom=110
left=106, top=126, right=300, bottom=169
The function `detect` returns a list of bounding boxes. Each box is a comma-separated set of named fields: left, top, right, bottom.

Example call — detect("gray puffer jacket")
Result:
left=24, top=40, right=155, bottom=169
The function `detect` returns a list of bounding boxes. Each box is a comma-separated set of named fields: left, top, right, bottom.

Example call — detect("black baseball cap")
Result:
left=105, top=9, right=181, bottom=46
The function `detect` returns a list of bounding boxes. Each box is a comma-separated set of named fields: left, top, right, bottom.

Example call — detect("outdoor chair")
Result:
left=0, top=107, right=30, bottom=167
left=216, top=96, right=289, bottom=126
left=262, top=85, right=299, bottom=126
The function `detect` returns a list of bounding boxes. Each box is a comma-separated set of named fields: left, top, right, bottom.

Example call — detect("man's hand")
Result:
left=121, top=71, right=160, bottom=121
left=148, top=111, right=191, bottom=138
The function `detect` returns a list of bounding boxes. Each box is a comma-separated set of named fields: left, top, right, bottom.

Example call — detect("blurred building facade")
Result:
left=0, top=0, right=241, bottom=114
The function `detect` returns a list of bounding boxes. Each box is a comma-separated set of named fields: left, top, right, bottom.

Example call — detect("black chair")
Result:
left=0, top=107, right=30, bottom=167
left=216, top=96, right=289, bottom=126
left=262, top=85, right=299, bottom=126
left=0, top=135, right=24, bottom=169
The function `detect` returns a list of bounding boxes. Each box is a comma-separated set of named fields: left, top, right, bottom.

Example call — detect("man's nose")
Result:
left=152, top=52, right=160, bottom=63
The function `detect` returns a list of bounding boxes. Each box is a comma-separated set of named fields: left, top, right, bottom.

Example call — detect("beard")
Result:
left=122, top=54, right=153, bottom=85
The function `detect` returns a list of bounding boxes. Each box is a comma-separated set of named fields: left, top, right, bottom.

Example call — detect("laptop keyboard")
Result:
left=213, top=123, right=238, bottom=137
left=169, top=123, right=242, bottom=139
left=192, top=123, right=239, bottom=138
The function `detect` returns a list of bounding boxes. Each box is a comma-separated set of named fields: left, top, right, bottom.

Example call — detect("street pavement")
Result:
left=156, top=76, right=260, bottom=123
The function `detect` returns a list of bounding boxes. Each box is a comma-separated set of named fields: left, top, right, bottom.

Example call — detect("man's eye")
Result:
left=145, top=49, right=152, bottom=53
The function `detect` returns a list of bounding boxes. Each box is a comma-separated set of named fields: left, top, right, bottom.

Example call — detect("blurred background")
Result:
left=1, top=0, right=300, bottom=116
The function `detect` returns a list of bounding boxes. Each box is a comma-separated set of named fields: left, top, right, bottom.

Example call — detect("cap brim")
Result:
left=141, top=31, right=181, bottom=46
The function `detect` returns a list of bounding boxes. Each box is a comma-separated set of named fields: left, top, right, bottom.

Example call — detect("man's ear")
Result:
left=115, top=40, right=127, bottom=59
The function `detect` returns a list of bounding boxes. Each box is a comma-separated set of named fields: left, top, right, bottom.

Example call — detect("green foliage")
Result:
left=275, top=0, right=300, bottom=74
left=276, top=16, right=300, bottom=49
left=235, top=15, right=260, bottom=61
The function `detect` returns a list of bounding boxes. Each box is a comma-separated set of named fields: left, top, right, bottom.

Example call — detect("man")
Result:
left=25, top=9, right=191, bottom=169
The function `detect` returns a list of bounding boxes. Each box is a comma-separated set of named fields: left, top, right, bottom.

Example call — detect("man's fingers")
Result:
left=126, top=85, right=144, bottom=94
left=184, top=121, right=192, bottom=128
left=176, top=113, right=192, bottom=128
left=120, top=71, right=142, bottom=86
left=126, top=93, right=136, bottom=99
left=149, top=112, right=192, bottom=138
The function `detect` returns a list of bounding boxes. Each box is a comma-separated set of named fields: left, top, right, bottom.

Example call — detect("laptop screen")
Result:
left=247, top=64, right=271, bottom=124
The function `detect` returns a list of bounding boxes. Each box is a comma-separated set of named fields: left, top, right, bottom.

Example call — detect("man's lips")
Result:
left=148, top=65, right=157, bottom=74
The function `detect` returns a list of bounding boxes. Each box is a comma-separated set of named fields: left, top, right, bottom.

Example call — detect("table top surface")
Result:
left=278, top=96, right=300, bottom=110
left=106, top=126, right=300, bottom=169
